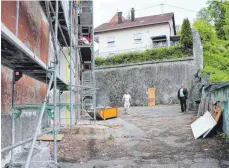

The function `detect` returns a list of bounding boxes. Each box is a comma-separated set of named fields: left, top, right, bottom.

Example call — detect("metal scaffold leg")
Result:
left=53, top=0, right=59, bottom=164
left=10, top=71, right=16, bottom=168
left=25, top=74, right=54, bottom=168
left=91, top=0, right=96, bottom=124
left=69, top=0, right=73, bottom=127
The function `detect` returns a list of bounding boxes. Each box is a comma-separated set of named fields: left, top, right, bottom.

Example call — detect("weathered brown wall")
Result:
left=1, top=1, right=48, bottom=113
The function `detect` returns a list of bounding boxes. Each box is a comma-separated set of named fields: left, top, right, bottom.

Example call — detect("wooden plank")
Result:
left=211, top=105, right=222, bottom=123
left=148, top=88, right=155, bottom=106
left=38, top=134, right=64, bottom=141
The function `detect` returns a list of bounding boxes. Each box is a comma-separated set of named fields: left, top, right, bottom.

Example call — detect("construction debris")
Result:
left=191, top=105, right=223, bottom=139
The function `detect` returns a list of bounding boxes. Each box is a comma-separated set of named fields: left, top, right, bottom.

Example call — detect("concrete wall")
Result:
left=95, top=22, right=174, bottom=58
left=93, top=58, right=195, bottom=107
left=89, top=30, right=203, bottom=107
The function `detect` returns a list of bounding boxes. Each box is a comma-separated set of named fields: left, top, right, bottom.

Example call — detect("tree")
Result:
left=196, top=8, right=212, bottom=23
left=207, top=0, right=229, bottom=39
left=180, top=18, right=193, bottom=54
left=193, top=19, right=217, bottom=42
left=176, top=25, right=181, bottom=35
left=223, top=1, right=229, bottom=40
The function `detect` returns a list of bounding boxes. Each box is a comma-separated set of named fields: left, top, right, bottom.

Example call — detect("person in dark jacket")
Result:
left=177, top=84, right=188, bottom=112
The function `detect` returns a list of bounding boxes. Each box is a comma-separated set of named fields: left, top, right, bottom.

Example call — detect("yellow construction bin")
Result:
left=88, top=107, right=118, bottom=120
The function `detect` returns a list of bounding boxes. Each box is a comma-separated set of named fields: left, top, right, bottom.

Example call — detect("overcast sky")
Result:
left=94, top=0, right=209, bottom=28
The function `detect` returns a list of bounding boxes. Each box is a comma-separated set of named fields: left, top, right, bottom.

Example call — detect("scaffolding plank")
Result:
left=1, top=23, right=68, bottom=90
left=38, top=134, right=64, bottom=141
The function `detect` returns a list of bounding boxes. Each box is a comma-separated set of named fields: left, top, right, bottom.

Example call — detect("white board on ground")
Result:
left=191, top=111, right=217, bottom=139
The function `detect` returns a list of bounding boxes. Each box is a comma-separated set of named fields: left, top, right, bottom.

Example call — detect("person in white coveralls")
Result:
left=122, top=91, right=132, bottom=115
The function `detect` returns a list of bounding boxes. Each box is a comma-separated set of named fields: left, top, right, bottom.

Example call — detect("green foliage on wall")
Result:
left=95, top=46, right=190, bottom=67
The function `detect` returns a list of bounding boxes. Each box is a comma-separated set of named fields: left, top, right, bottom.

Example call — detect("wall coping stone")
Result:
left=95, top=57, right=194, bottom=70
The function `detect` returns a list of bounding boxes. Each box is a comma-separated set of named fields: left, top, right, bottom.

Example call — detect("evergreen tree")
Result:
left=180, top=18, right=193, bottom=54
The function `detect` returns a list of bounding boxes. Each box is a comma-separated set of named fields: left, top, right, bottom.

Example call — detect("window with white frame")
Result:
left=133, top=33, right=143, bottom=43
left=107, top=37, right=115, bottom=47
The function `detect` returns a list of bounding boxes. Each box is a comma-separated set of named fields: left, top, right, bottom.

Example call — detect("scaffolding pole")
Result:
left=2, top=130, right=52, bottom=153
left=69, top=0, right=73, bottom=127
left=24, top=73, right=54, bottom=168
left=10, top=71, right=16, bottom=167
left=15, top=0, right=19, bottom=36
left=53, top=0, right=59, bottom=164
left=75, top=2, right=79, bottom=123
left=91, top=0, right=96, bottom=123
left=2, top=1, right=83, bottom=167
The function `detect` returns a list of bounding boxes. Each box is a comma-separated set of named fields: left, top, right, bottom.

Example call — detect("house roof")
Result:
left=95, top=12, right=175, bottom=34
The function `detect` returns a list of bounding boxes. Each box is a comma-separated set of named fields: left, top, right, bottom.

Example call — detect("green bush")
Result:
left=95, top=46, right=190, bottom=67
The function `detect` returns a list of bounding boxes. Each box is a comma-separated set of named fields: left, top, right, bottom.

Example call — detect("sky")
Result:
left=94, top=0, right=209, bottom=28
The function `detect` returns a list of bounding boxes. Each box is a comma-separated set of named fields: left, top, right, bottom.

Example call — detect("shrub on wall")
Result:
left=95, top=46, right=190, bottom=67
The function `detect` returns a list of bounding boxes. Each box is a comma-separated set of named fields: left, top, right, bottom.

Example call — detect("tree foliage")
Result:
left=192, top=19, right=217, bottom=42
left=207, top=0, right=229, bottom=40
left=180, top=18, right=193, bottom=54
left=193, top=0, right=229, bottom=82
left=196, top=8, right=212, bottom=23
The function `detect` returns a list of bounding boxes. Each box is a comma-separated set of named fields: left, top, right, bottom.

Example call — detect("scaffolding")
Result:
left=1, top=0, right=95, bottom=167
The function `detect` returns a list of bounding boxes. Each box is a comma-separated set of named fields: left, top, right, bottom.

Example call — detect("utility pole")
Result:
left=161, top=2, right=164, bottom=15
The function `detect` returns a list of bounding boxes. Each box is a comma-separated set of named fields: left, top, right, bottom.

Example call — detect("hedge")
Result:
left=95, top=46, right=190, bottom=67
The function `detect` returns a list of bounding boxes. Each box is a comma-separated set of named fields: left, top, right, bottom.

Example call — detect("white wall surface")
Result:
left=95, top=21, right=175, bottom=58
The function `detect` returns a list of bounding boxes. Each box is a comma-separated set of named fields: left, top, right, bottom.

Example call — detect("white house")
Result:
left=94, top=9, right=179, bottom=58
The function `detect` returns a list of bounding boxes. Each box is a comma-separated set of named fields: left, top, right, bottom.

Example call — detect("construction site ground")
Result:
left=59, top=105, right=229, bottom=168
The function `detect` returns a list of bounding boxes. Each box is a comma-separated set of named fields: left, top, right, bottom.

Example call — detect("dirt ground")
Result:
left=58, top=105, right=229, bottom=168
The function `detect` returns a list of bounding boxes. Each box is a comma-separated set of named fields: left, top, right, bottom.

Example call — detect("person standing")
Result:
left=177, top=84, right=188, bottom=112
left=122, top=91, right=132, bottom=115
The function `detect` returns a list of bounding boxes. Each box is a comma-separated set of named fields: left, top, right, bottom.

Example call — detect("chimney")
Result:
left=131, top=8, right=135, bottom=22
left=118, top=12, right=122, bottom=24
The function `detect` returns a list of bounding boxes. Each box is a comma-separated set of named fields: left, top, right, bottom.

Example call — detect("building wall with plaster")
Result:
left=1, top=1, right=48, bottom=113
left=95, top=23, right=174, bottom=58
left=1, top=1, right=78, bottom=166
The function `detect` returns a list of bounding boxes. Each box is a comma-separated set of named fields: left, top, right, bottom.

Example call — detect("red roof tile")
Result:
left=95, top=12, right=174, bottom=33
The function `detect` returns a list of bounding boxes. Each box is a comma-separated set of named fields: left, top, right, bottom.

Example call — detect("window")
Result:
left=109, top=53, right=115, bottom=56
left=153, top=40, right=167, bottom=48
left=107, top=37, right=115, bottom=47
left=133, top=33, right=142, bottom=43
left=151, top=35, right=167, bottom=48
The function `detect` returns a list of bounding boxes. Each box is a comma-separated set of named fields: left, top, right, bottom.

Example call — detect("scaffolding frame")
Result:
left=1, top=0, right=96, bottom=167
